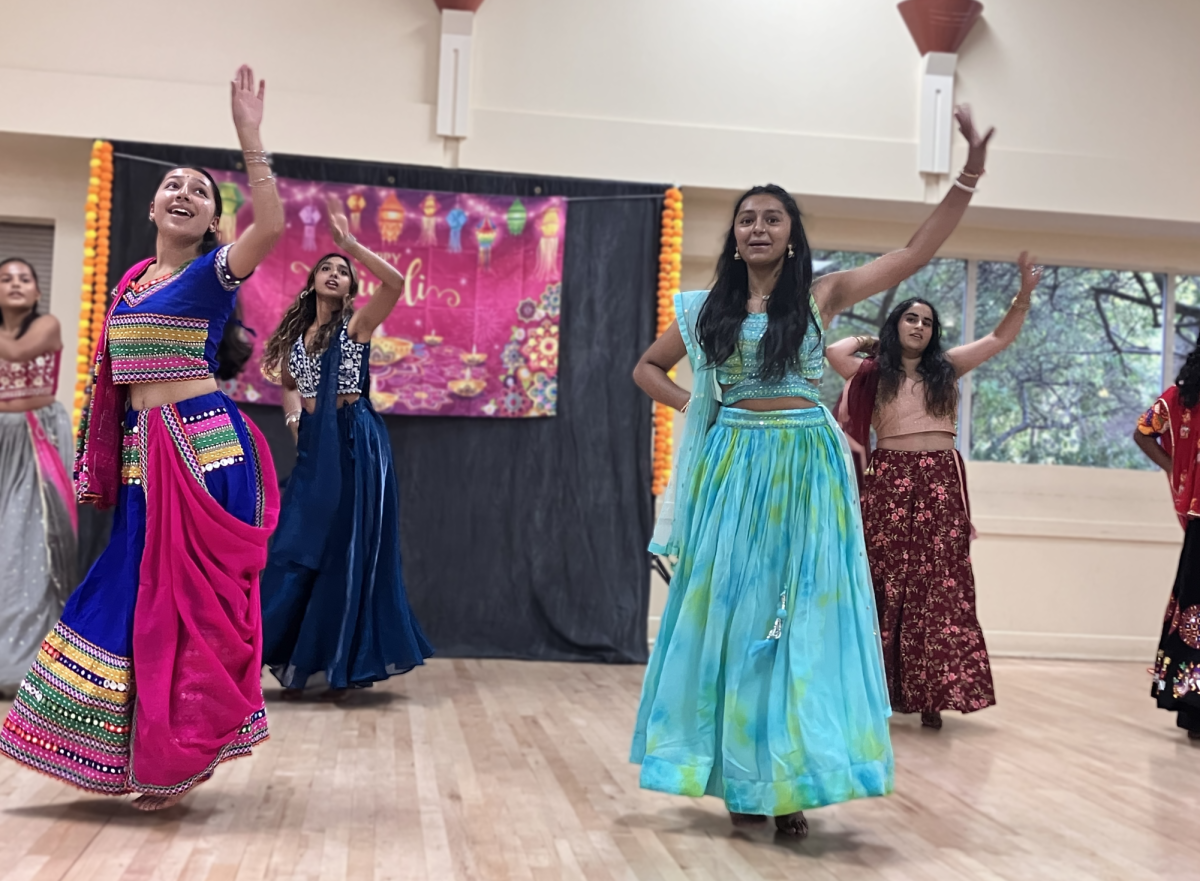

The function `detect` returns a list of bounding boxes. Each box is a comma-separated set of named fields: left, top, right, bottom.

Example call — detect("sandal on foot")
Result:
left=775, top=812, right=808, bottom=838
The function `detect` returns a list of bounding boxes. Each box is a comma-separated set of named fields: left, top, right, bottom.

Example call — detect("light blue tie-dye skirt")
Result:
left=631, top=405, right=894, bottom=815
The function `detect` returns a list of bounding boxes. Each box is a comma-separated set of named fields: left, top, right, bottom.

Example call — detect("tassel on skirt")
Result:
left=631, top=406, right=894, bottom=816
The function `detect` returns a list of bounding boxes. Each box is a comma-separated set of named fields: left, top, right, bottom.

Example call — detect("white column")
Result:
left=919, top=53, right=958, bottom=176
left=436, top=10, right=474, bottom=139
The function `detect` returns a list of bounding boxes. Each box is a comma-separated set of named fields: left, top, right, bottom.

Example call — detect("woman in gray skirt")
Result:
left=0, top=257, right=76, bottom=695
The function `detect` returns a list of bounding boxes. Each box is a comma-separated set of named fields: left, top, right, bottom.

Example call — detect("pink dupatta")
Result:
left=129, top=406, right=280, bottom=793
left=26, top=411, right=78, bottom=533
left=75, top=258, right=155, bottom=509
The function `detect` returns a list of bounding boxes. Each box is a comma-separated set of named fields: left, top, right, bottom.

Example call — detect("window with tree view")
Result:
left=814, top=250, right=966, bottom=412
left=969, top=262, right=1166, bottom=470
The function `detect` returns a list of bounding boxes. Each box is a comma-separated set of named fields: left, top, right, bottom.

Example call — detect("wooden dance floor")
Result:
left=1, top=657, right=1197, bottom=880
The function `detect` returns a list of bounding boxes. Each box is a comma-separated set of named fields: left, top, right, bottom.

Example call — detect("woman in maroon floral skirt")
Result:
left=828, top=252, right=1041, bottom=729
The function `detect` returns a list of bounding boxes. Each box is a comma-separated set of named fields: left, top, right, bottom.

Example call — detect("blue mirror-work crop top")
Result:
left=714, top=299, right=825, bottom=405
left=107, top=246, right=244, bottom=384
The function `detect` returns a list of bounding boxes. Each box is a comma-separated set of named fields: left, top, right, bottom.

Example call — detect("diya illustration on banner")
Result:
left=210, top=173, right=567, bottom=418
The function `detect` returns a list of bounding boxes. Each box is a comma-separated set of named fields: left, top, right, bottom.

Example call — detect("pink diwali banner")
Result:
left=209, top=171, right=567, bottom=418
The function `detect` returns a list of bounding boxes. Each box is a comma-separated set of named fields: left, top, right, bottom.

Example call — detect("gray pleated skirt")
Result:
left=0, top=403, right=76, bottom=688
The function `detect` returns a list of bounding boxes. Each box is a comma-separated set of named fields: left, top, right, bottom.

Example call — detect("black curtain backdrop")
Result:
left=79, top=140, right=664, bottom=663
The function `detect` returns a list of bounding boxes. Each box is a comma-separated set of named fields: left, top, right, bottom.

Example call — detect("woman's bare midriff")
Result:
left=0, top=395, right=57, bottom=413
left=301, top=393, right=361, bottom=413
left=726, top=396, right=819, bottom=412
left=129, top=377, right=219, bottom=411
left=876, top=430, right=957, bottom=452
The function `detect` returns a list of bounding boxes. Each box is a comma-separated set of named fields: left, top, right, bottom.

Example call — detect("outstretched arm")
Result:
left=0, top=315, right=61, bottom=363
left=948, top=252, right=1042, bottom=377
left=825, top=334, right=877, bottom=380
left=225, top=65, right=285, bottom=280
left=813, top=106, right=994, bottom=324
left=335, top=196, right=407, bottom=343
left=633, top=322, right=691, bottom=411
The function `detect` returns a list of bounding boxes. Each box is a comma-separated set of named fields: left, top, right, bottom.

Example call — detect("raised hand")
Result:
left=954, top=104, right=995, bottom=175
left=230, top=65, right=265, bottom=137
left=326, top=195, right=353, bottom=249
left=1015, top=251, right=1043, bottom=307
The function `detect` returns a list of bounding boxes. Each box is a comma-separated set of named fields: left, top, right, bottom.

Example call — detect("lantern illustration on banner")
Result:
left=418, top=194, right=439, bottom=246
left=347, top=192, right=367, bottom=233
left=217, top=181, right=245, bottom=244
left=376, top=193, right=405, bottom=243
left=475, top=217, right=497, bottom=268
left=446, top=207, right=468, bottom=253
left=506, top=199, right=527, bottom=236
left=298, top=203, right=321, bottom=251
left=534, top=206, right=562, bottom=281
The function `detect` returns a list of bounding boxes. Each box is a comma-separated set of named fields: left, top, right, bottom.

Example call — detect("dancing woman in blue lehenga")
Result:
left=259, top=196, right=432, bottom=700
left=631, top=108, right=994, bottom=836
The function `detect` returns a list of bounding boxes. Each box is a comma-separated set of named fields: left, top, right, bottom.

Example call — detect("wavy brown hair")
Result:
left=261, top=254, right=358, bottom=382
left=876, top=297, right=959, bottom=419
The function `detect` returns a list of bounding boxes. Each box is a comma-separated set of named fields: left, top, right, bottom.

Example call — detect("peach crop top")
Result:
left=873, top=377, right=957, bottom=440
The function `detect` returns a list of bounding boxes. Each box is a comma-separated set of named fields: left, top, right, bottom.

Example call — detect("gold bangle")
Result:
left=960, top=168, right=983, bottom=179
left=1010, top=296, right=1031, bottom=312
left=678, top=399, right=691, bottom=415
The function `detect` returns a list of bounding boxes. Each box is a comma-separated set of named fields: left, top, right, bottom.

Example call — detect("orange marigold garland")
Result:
left=73, top=140, right=114, bottom=435
left=652, top=187, right=683, bottom=496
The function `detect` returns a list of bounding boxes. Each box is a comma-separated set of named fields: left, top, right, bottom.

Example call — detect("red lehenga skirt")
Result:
left=861, top=449, right=995, bottom=715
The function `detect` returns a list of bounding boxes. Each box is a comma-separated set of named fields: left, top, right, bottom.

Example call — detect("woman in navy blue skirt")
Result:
left=259, top=196, right=432, bottom=700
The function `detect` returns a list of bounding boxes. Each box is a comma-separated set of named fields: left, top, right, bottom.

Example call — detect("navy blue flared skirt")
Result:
left=261, top=398, right=432, bottom=689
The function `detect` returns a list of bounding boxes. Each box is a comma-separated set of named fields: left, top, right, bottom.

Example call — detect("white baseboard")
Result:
left=647, top=619, right=1156, bottom=662
left=984, top=630, right=1158, bottom=662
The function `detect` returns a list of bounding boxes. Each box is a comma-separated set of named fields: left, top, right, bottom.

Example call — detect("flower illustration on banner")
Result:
left=481, top=399, right=499, bottom=416
left=418, top=194, right=439, bottom=246
left=522, top=320, right=559, bottom=372
left=397, top=383, right=451, bottom=411
left=347, top=192, right=367, bottom=233
left=528, top=372, right=557, bottom=415
left=217, top=181, right=245, bottom=244
left=498, top=385, right=531, bottom=417
left=534, top=207, right=562, bottom=281
left=446, top=207, right=467, bottom=253
left=476, top=217, right=497, bottom=268
left=517, top=298, right=540, bottom=322
left=377, top=193, right=405, bottom=243
left=539, top=283, right=562, bottom=318
left=501, top=340, right=525, bottom=371
left=299, top=204, right=321, bottom=251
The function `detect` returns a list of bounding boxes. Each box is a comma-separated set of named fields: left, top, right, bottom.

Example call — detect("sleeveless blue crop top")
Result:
left=288, top=320, right=369, bottom=398
left=715, top=298, right=825, bottom=405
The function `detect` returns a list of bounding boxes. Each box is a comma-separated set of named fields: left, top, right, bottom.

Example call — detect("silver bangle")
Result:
left=285, top=410, right=301, bottom=426
left=953, top=179, right=978, bottom=194
left=249, top=175, right=277, bottom=188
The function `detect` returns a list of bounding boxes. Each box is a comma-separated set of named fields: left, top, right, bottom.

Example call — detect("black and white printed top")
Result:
left=288, top=319, right=369, bottom=398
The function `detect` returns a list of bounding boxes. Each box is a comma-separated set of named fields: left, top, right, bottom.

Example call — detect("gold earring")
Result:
left=788, top=244, right=795, bottom=258
left=733, top=250, right=742, bottom=261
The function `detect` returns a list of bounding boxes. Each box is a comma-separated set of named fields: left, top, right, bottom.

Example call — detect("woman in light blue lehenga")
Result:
left=631, top=108, right=994, bottom=836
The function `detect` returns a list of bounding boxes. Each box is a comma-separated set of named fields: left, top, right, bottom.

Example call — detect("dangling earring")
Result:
left=300, top=288, right=310, bottom=299
left=733, top=250, right=742, bottom=261
left=788, top=244, right=795, bottom=258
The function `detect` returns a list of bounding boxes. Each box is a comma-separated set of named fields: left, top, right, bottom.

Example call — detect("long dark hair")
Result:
left=696, top=185, right=814, bottom=381
left=0, top=257, right=42, bottom=339
left=260, top=254, right=359, bottom=382
left=1177, top=344, right=1200, bottom=409
left=876, top=297, right=959, bottom=418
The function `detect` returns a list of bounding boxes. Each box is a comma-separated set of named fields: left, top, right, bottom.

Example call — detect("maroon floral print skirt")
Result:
left=862, top=449, right=995, bottom=715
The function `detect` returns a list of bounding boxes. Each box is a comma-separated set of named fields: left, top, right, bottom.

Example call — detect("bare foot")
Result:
left=729, top=812, right=767, bottom=826
left=318, top=688, right=348, bottom=703
left=921, top=711, right=943, bottom=730
left=131, top=793, right=186, bottom=812
left=775, top=811, right=808, bottom=837
left=280, top=689, right=305, bottom=702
